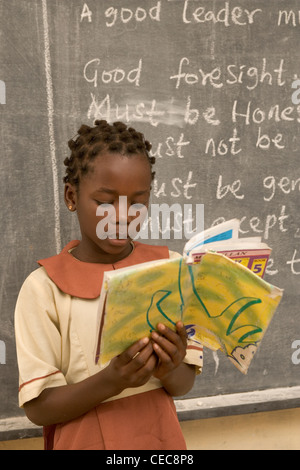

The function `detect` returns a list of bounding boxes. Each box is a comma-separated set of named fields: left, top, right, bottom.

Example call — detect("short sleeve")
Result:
left=15, top=269, right=67, bottom=407
left=184, top=338, right=203, bottom=375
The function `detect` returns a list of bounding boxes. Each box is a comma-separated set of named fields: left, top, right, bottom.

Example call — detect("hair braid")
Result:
left=63, top=120, right=155, bottom=187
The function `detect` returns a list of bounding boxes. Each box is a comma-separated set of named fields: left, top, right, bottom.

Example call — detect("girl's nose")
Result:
left=115, top=196, right=130, bottom=239
left=116, top=196, right=130, bottom=224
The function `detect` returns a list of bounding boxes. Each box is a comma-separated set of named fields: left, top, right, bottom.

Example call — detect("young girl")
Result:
left=15, top=120, right=201, bottom=450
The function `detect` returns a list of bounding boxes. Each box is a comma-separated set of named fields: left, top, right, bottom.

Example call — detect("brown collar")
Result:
left=38, top=240, right=169, bottom=299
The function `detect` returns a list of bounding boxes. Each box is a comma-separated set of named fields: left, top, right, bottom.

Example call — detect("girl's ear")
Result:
left=64, top=183, right=77, bottom=212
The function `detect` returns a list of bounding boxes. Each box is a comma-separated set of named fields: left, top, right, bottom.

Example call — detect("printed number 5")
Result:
left=253, top=263, right=262, bottom=274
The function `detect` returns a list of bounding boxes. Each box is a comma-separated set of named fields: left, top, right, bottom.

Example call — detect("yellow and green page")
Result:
left=96, top=252, right=283, bottom=374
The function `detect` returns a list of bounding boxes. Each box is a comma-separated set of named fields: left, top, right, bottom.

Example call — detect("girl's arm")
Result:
left=24, top=337, right=156, bottom=427
left=151, top=322, right=196, bottom=396
left=24, top=322, right=195, bottom=426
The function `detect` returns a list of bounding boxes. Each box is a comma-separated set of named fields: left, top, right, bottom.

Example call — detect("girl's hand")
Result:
left=107, top=337, right=157, bottom=394
left=151, top=321, right=187, bottom=381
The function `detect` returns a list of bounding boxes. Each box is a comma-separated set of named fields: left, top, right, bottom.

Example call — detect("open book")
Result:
left=184, top=218, right=271, bottom=277
left=95, top=219, right=283, bottom=374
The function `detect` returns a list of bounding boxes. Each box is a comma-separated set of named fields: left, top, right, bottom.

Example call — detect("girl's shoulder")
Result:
left=18, top=265, right=61, bottom=298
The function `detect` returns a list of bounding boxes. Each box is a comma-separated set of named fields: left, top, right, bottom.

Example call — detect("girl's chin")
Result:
left=100, top=237, right=134, bottom=254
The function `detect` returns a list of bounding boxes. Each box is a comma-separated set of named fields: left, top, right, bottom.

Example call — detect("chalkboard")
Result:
left=1, top=0, right=300, bottom=438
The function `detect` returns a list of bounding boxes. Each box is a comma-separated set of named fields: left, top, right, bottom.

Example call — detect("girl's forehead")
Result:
left=83, top=153, right=152, bottom=190
left=93, top=152, right=151, bottom=173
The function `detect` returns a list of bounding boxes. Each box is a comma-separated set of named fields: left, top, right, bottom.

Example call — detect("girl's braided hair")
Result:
left=63, top=120, right=155, bottom=187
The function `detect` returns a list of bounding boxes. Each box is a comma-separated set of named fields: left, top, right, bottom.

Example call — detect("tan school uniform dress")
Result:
left=15, top=240, right=203, bottom=450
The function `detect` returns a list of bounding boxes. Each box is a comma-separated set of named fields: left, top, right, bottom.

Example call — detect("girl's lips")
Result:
left=107, top=237, right=129, bottom=246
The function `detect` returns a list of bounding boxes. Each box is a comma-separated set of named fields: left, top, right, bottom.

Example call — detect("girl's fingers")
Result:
left=153, top=341, right=172, bottom=363
left=151, top=329, right=178, bottom=358
left=176, top=321, right=188, bottom=347
left=118, top=337, right=150, bottom=365
left=111, top=337, right=157, bottom=390
left=152, top=323, right=187, bottom=353
left=131, top=343, right=155, bottom=370
left=117, top=322, right=187, bottom=375
left=118, top=337, right=157, bottom=376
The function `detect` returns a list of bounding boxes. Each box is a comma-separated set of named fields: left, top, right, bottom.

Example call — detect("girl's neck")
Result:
left=70, top=240, right=134, bottom=264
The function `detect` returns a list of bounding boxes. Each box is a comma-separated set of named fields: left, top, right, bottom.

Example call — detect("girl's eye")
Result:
left=131, top=202, right=148, bottom=207
left=96, top=201, right=114, bottom=206
left=95, top=200, right=148, bottom=208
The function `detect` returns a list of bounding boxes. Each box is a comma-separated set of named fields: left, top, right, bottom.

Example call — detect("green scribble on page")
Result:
left=146, top=290, right=176, bottom=331
left=187, top=261, right=263, bottom=343
left=145, top=258, right=263, bottom=358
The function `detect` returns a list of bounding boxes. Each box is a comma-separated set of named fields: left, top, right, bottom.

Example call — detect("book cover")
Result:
left=184, top=218, right=271, bottom=277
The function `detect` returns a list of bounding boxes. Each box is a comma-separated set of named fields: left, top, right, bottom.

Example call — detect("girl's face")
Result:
left=65, top=153, right=152, bottom=264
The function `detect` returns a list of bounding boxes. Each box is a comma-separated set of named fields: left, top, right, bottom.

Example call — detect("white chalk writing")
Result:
left=83, top=59, right=142, bottom=87
left=216, top=175, right=245, bottom=200
left=104, top=2, right=161, bottom=27
left=170, top=58, right=286, bottom=90
left=231, top=100, right=300, bottom=125
left=278, top=9, right=300, bottom=27
left=153, top=171, right=197, bottom=200
left=78, top=0, right=300, bottom=285
left=287, top=250, right=300, bottom=275
left=263, top=176, right=300, bottom=202
left=205, top=128, right=241, bottom=157
left=179, top=1, right=262, bottom=26
left=80, top=3, right=92, bottom=23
